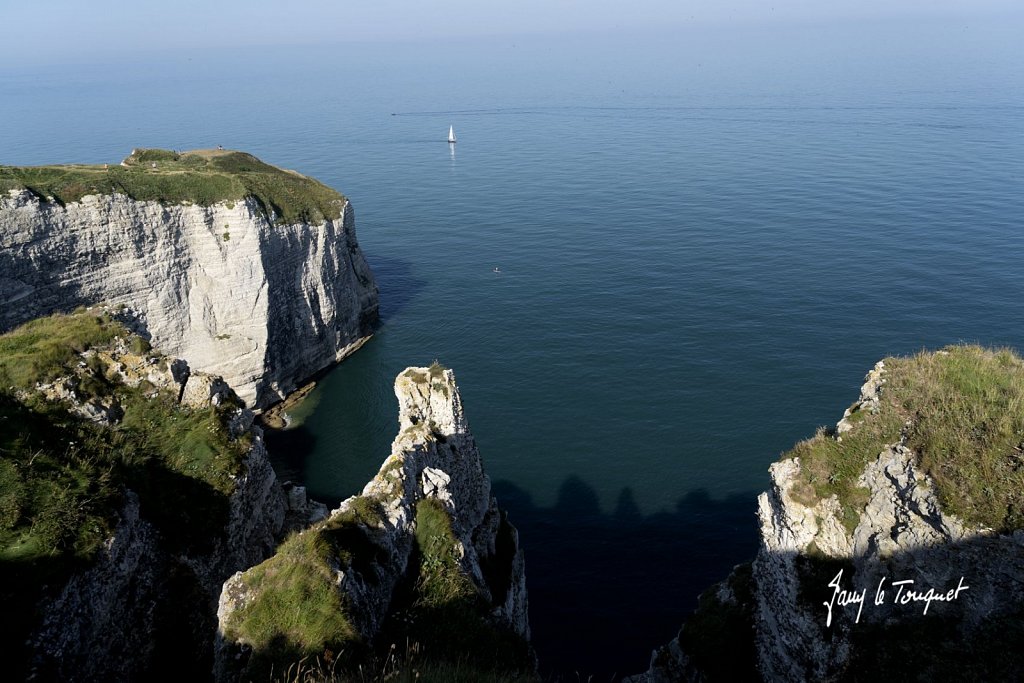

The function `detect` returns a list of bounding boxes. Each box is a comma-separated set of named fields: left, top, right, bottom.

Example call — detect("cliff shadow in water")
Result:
left=491, top=477, right=760, bottom=681
left=362, top=252, right=426, bottom=324
left=263, top=424, right=322, bottom=496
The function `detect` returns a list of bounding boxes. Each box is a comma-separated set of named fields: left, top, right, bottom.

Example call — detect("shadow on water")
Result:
left=362, top=252, right=427, bottom=323
left=264, top=425, right=320, bottom=491
left=492, top=476, right=760, bottom=682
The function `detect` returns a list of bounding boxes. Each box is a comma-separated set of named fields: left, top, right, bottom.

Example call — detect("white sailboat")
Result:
left=448, top=125, right=457, bottom=144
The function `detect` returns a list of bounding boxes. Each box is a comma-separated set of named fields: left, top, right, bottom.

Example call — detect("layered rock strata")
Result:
left=0, top=177, right=378, bottom=409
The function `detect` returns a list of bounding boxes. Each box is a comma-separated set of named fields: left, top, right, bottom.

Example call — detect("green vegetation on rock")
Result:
left=380, top=499, right=531, bottom=675
left=791, top=345, right=1024, bottom=533
left=221, top=495, right=387, bottom=677
left=427, top=361, right=447, bottom=379
left=222, top=524, right=362, bottom=676
left=0, top=311, right=120, bottom=389
left=411, top=498, right=477, bottom=608
left=402, top=368, right=428, bottom=384
left=228, top=496, right=532, bottom=681
left=0, top=311, right=253, bottom=673
left=0, top=148, right=346, bottom=225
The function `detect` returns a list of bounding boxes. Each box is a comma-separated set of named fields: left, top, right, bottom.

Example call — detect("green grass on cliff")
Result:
left=0, top=148, right=345, bottom=225
left=412, top=498, right=476, bottom=606
left=0, top=311, right=120, bottom=388
left=222, top=525, right=362, bottom=673
left=0, top=312, right=253, bottom=674
left=790, top=345, right=1024, bottom=533
left=380, top=499, right=531, bottom=674
left=221, top=496, right=386, bottom=678
left=891, top=347, right=1024, bottom=530
left=227, top=496, right=532, bottom=681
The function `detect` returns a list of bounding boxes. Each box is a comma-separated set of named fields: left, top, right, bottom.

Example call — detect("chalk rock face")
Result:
left=216, top=366, right=531, bottom=679
left=26, top=420, right=290, bottom=682
left=29, top=493, right=164, bottom=682
left=632, top=358, right=1024, bottom=682
left=355, top=366, right=530, bottom=639
left=0, top=189, right=378, bottom=408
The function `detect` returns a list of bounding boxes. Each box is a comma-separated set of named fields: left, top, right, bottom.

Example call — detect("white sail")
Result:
left=448, top=125, right=456, bottom=143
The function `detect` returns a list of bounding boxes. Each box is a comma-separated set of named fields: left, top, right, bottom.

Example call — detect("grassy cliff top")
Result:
left=790, top=345, right=1024, bottom=533
left=0, top=148, right=345, bottom=225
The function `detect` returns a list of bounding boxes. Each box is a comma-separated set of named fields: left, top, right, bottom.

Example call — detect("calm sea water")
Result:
left=2, top=18, right=1022, bottom=678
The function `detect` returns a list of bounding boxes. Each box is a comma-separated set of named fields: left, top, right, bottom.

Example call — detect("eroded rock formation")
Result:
left=17, top=325, right=325, bottom=682
left=216, top=365, right=531, bottom=680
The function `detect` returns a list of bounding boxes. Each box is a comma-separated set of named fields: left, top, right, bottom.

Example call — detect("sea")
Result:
left=2, top=16, right=1022, bottom=679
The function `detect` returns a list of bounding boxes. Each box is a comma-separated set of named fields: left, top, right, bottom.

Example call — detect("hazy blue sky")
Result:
left=1, top=0, right=1021, bottom=63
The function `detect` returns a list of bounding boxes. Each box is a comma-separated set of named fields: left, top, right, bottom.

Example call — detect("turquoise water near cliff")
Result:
left=2, top=18, right=1023, bottom=678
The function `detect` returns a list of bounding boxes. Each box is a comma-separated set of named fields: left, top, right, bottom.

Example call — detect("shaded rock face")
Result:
left=751, top=444, right=1024, bottom=681
left=22, top=341, right=325, bottom=683
left=0, top=190, right=378, bottom=408
left=29, top=435, right=291, bottom=682
left=215, top=367, right=530, bottom=679
left=29, top=493, right=165, bottom=682
left=632, top=360, right=1024, bottom=682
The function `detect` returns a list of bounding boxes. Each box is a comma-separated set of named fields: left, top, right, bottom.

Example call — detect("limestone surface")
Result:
left=0, top=189, right=378, bottom=408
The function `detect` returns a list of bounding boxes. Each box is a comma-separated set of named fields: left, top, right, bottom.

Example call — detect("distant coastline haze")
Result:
left=1, top=0, right=1022, bottom=64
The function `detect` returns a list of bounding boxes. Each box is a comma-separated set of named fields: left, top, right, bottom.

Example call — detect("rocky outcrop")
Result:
left=0, top=177, right=378, bottom=409
left=28, top=435, right=294, bottom=682
left=215, top=365, right=531, bottom=679
left=752, top=440, right=1024, bottom=681
left=632, top=357, right=1024, bottom=682
left=352, top=365, right=531, bottom=639
left=21, top=330, right=324, bottom=682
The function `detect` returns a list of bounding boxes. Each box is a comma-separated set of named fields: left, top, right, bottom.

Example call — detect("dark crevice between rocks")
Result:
left=479, top=511, right=519, bottom=608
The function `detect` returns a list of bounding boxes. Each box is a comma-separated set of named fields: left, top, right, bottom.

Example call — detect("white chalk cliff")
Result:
left=749, top=361, right=1024, bottom=681
left=0, top=187, right=378, bottom=409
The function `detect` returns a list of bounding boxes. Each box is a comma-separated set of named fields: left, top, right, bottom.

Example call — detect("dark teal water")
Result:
left=2, top=19, right=1022, bottom=678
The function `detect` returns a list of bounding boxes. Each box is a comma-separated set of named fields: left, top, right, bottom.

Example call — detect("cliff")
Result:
left=216, top=364, right=533, bottom=681
left=0, top=149, right=379, bottom=409
left=0, top=311, right=324, bottom=681
left=631, top=346, right=1024, bottom=682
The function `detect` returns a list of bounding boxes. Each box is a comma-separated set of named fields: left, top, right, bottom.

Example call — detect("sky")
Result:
left=1, top=0, right=1022, bottom=64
